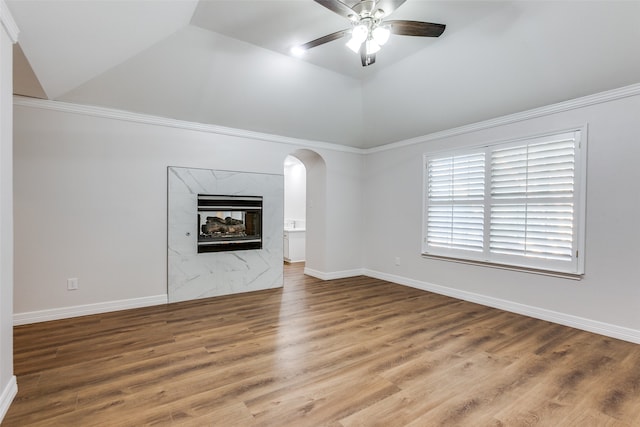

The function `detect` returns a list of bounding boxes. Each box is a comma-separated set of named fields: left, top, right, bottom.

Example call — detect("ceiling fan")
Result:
left=291, top=0, right=446, bottom=67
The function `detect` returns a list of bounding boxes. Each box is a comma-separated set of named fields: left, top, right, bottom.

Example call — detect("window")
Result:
left=423, top=130, right=586, bottom=276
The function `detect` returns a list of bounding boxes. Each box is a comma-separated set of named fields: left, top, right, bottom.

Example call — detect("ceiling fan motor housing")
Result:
left=351, top=0, right=381, bottom=18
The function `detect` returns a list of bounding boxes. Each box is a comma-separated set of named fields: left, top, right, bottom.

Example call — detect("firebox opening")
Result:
left=197, top=195, right=263, bottom=253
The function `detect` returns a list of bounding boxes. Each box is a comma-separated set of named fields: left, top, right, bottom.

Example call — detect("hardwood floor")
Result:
left=4, top=263, right=640, bottom=426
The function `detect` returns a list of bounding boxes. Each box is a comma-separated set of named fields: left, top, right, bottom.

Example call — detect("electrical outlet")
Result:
left=67, top=278, right=79, bottom=290
left=394, top=257, right=401, bottom=266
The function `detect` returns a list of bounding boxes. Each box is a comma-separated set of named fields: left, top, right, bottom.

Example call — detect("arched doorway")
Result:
left=283, top=155, right=306, bottom=262
left=283, top=149, right=327, bottom=275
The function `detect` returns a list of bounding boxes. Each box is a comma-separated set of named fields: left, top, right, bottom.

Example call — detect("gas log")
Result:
left=201, top=217, right=246, bottom=235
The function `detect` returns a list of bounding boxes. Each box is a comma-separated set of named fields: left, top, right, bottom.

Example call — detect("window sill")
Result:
left=421, top=253, right=583, bottom=280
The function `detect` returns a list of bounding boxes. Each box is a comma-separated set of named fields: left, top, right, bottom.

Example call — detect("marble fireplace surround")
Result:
left=168, top=167, right=284, bottom=303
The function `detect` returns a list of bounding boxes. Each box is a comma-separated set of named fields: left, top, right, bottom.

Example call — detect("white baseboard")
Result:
left=364, top=269, right=640, bottom=345
left=303, top=267, right=365, bottom=281
left=0, top=376, right=17, bottom=423
left=13, top=294, right=168, bottom=325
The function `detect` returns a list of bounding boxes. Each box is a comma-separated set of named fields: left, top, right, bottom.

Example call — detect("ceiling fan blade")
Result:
left=313, top=0, right=356, bottom=19
left=297, top=29, right=350, bottom=51
left=385, top=20, right=446, bottom=37
left=360, top=46, right=376, bottom=67
left=375, top=0, right=407, bottom=17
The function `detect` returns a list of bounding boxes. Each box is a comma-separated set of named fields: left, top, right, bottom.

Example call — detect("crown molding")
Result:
left=0, top=0, right=18, bottom=43
left=364, top=82, right=640, bottom=154
left=14, top=82, right=640, bottom=156
left=12, top=96, right=363, bottom=154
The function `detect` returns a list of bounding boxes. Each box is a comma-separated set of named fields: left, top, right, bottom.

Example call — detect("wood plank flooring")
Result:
left=4, top=263, right=640, bottom=426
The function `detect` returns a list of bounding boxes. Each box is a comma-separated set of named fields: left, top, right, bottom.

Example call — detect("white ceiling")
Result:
left=8, top=0, right=640, bottom=148
left=189, top=0, right=485, bottom=79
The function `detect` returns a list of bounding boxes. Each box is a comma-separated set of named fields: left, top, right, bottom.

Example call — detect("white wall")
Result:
left=363, top=90, right=640, bottom=341
left=0, top=0, right=17, bottom=420
left=324, top=151, right=365, bottom=274
left=284, top=155, right=306, bottom=225
left=13, top=101, right=364, bottom=321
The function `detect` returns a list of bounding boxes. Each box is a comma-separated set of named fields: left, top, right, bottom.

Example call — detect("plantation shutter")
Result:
left=423, top=129, right=584, bottom=275
left=489, top=134, right=577, bottom=263
left=426, top=152, right=485, bottom=252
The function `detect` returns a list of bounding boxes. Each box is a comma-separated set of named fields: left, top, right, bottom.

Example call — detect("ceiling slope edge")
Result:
left=12, top=96, right=362, bottom=155
left=14, top=82, right=640, bottom=156
left=364, top=82, right=640, bottom=154
left=0, top=0, right=18, bottom=42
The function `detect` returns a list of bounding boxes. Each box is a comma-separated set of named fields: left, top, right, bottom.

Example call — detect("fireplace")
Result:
left=197, top=195, right=262, bottom=253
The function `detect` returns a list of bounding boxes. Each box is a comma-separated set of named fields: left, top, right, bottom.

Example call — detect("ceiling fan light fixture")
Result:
left=351, top=24, right=369, bottom=43
left=372, top=26, right=390, bottom=45
left=346, top=24, right=369, bottom=53
left=365, top=39, right=381, bottom=55
left=346, top=37, right=363, bottom=53
left=305, top=0, right=446, bottom=67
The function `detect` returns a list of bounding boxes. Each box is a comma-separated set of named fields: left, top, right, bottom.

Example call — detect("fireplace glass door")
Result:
left=197, top=195, right=262, bottom=253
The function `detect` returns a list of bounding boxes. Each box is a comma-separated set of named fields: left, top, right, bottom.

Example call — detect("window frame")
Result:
left=422, top=127, right=587, bottom=277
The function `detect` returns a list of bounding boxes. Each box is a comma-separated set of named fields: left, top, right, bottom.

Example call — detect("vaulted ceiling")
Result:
left=8, top=0, right=640, bottom=148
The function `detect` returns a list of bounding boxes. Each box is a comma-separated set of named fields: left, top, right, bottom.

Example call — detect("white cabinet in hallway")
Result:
left=284, top=228, right=305, bottom=263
